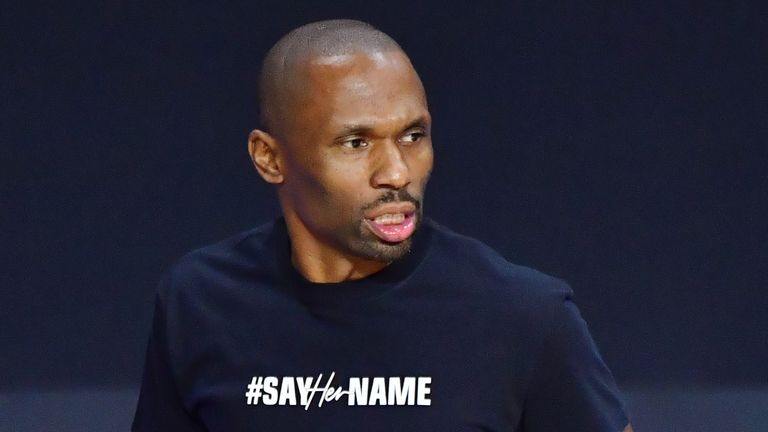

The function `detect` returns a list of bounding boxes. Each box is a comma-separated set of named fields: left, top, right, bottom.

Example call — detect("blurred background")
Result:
left=2, top=1, right=766, bottom=430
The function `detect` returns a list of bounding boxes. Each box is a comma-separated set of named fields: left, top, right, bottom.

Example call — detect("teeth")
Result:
left=373, top=213, right=405, bottom=224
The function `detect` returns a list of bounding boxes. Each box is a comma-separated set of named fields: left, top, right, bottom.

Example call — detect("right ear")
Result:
left=248, top=129, right=284, bottom=184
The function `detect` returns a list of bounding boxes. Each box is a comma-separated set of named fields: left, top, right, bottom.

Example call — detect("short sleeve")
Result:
left=132, top=280, right=207, bottom=432
left=521, top=290, right=630, bottom=431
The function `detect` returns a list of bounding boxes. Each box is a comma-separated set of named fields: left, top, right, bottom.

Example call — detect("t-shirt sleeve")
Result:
left=521, top=288, right=630, bottom=431
left=132, top=279, right=207, bottom=432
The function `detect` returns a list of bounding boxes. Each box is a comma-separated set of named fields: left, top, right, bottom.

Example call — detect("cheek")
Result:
left=322, top=165, right=371, bottom=214
left=410, top=144, right=435, bottom=186
left=283, top=156, right=333, bottom=212
left=300, top=159, right=371, bottom=219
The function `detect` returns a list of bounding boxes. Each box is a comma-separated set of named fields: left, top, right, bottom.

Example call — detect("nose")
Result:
left=370, top=141, right=411, bottom=190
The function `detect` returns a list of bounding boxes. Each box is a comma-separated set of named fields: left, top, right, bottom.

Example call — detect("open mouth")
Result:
left=364, top=211, right=417, bottom=243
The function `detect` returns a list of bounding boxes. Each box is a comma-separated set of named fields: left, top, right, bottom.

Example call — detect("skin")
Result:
left=248, top=49, right=433, bottom=283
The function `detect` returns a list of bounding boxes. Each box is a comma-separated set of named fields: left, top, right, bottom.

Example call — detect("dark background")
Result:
left=2, top=0, right=766, bottom=404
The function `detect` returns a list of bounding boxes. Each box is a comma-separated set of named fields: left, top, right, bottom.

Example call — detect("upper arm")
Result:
left=132, top=282, right=206, bottom=431
left=521, top=290, right=630, bottom=431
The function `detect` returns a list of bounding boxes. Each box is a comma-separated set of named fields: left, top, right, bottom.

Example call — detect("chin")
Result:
left=345, top=229, right=414, bottom=263
left=364, top=237, right=414, bottom=262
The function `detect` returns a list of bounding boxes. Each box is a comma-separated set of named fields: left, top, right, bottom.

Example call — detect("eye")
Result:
left=401, top=130, right=425, bottom=144
left=341, top=138, right=369, bottom=149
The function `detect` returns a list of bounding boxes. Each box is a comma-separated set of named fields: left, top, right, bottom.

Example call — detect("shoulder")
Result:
left=425, top=217, right=573, bottom=297
left=423, top=217, right=575, bottom=323
left=156, top=219, right=277, bottom=304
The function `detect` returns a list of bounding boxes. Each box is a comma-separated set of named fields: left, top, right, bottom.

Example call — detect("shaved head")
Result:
left=248, top=19, right=432, bottom=278
left=258, top=19, right=406, bottom=137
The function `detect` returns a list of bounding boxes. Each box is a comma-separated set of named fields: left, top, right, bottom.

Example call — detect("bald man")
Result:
left=132, top=20, right=633, bottom=432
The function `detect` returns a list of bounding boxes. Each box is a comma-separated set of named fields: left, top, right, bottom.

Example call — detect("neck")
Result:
left=283, top=212, right=390, bottom=283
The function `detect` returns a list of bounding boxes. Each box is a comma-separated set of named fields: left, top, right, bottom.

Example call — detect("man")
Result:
left=133, top=19, right=633, bottom=431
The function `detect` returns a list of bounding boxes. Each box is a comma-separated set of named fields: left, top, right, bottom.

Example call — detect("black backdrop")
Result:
left=2, top=1, right=766, bottom=391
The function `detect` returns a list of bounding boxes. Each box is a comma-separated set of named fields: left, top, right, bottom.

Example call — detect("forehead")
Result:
left=293, top=51, right=428, bottom=131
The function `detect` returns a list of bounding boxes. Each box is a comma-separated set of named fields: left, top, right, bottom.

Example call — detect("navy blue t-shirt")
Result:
left=132, top=216, right=629, bottom=431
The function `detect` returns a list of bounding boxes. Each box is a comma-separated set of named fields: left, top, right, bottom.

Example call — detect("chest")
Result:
left=177, top=290, right=529, bottom=431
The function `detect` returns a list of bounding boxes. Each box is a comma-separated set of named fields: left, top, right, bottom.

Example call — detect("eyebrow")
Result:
left=337, top=115, right=431, bottom=137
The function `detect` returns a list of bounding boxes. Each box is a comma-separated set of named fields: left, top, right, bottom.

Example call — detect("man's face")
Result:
left=277, top=50, right=433, bottom=262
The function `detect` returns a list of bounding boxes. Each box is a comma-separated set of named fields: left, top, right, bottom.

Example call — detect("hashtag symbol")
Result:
left=245, top=376, right=263, bottom=405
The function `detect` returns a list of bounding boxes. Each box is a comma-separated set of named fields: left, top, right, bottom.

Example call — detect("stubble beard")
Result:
left=350, top=206, right=423, bottom=263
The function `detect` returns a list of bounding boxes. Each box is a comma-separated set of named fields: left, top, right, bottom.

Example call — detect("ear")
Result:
left=248, top=129, right=284, bottom=184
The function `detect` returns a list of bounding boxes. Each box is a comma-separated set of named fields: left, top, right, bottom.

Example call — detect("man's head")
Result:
left=249, top=19, right=433, bottom=265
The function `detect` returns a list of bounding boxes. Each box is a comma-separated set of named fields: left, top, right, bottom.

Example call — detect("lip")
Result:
left=364, top=202, right=417, bottom=220
left=363, top=211, right=417, bottom=243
